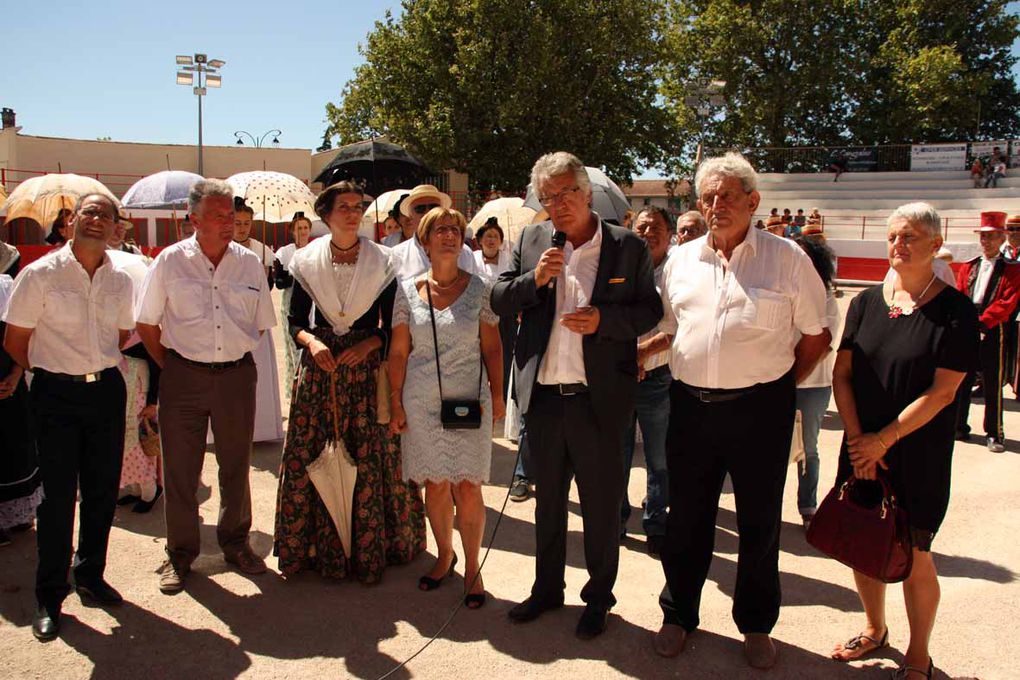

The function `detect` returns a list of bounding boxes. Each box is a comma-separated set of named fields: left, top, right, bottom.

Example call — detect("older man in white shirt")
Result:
left=136, top=179, right=276, bottom=594
left=648, top=153, right=830, bottom=668
left=3, top=194, right=136, bottom=641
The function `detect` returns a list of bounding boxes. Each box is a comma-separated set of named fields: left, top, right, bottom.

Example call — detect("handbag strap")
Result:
left=424, top=273, right=483, bottom=402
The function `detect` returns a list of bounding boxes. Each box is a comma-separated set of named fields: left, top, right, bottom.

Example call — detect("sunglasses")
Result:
left=413, top=203, right=441, bottom=215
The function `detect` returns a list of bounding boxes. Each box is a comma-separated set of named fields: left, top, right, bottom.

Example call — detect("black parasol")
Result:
left=314, top=139, right=431, bottom=196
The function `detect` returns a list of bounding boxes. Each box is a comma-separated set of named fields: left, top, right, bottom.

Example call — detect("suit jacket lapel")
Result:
left=981, top=257, right=1005, bottom=311
left=591, top=221, right=618, bottom=306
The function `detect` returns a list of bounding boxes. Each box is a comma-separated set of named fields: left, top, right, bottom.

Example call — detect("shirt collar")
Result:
left=701, top=221, right=757, bottom=259
left=59, top=240, right=113, bottom=271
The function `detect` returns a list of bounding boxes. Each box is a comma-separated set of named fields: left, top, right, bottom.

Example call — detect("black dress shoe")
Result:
left=32, top=606, right=60, bottom=642
left=76, top=579, right=124, bottom=606
left=507, top=595, right=564, bottom=623
left=575, top=605, right=609, bottom=640
left=132, top=485, right=163, bottom=513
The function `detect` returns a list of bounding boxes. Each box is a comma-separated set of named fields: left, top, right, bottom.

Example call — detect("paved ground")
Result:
left=0, top=287, right=1016, bottom=680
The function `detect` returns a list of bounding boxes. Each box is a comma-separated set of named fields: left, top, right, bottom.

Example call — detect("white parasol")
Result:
left=226, top=171, right=317, bottom=224
left=467, top=196, right=537, bottom=245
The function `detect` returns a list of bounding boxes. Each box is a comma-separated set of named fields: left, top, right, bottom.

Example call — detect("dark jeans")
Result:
left=31, top=368, right=126, bottom=610
left=621, top=366, right=671, bottom=537
left=660, top=372, right=795, bottom=634
left=525, top=387, right=627, bottom=609
left=955, top=325, right=1004, bottom=440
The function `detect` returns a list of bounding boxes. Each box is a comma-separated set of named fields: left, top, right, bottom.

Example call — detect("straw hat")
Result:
left=399, top=184, right=452, bottom=217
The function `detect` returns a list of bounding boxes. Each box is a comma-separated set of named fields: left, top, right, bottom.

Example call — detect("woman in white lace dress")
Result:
left=389, top=207, right=506, bottom=608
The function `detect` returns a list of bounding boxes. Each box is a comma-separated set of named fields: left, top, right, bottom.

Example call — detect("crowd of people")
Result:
left=970, top=147, right=1010, bottom=189
left=0, top=149, right=1008, bottom=680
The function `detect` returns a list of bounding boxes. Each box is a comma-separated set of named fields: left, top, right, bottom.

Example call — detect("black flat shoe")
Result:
left=464, top=591, right=487, bottom=609
left=418, top=554, right=457, bottom=591
left=117, top=494, right=141, bottom=506
left=132, top=485, right=163, bottom=513
left=507, top=595, right=564, bottom=623
left=575, top=605, right=609, bottom=640
left=32, top=606, right=60, bottom=642
left=76, top=579, right=124, bottom=606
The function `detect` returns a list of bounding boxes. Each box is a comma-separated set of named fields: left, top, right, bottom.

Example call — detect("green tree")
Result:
left=659, top=0, right=1020, bottom=154
left=326, top=0, right=678, bottom=192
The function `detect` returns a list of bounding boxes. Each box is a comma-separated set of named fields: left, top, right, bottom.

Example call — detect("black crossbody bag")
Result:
left=425, top=278, right=483, bottom=430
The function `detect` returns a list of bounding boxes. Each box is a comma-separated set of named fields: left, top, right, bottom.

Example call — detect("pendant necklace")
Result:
left=888, top=273, right=937, bottom=318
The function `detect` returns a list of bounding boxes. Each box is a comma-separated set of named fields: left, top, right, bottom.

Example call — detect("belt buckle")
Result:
left=557, top=384, right=568, bottom=396
left=697, top=389, right=711, bottom=403
left=84, top=372, right=99, bottom=383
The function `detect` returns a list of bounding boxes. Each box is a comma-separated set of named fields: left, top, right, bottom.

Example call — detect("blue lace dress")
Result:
left=393, top=274, right=496, bottom=484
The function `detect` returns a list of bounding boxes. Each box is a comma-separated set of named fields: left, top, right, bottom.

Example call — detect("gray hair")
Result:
left=888, top=202, right=942, bottom=238
left=678, top=210, right=707, bottom=232
left=530, top=151, right=591, bottom=195
left=636, top=205, right=675, bottom=232
left=694, top=152, right=758, bottom=197
left=188, top=178, right=235, bottom=215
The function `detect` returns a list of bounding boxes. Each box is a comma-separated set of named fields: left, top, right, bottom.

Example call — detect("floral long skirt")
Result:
left=273, top=328, right=426, bottom=582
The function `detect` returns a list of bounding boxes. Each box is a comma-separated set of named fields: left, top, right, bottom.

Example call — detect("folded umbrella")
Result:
left=304, top=374, right=357, bottom=557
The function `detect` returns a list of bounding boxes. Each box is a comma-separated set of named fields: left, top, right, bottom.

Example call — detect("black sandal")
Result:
left=890, top=658, right=933, bottom=679
left=832, top=628, right=889, bottom=662
left=464, top=591, right=486, bottom=609
left=418, top=554, right=457, bottom=591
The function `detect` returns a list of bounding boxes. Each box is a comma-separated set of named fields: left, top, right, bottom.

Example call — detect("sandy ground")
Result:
left=0, top=287, right=1017, bottom=680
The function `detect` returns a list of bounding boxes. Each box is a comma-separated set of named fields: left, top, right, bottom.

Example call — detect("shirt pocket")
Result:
left=98, top=292, right=128, bottom=329
left=743, top=287, right=791, bottom=331
left=44, top=290, right=87, bottom=330
left=225, top=282, right=259, bottom=322
left=168, top=279, right=208, bottom=322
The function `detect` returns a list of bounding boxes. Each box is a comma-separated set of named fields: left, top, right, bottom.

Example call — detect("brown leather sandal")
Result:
left=890, top=657, right=933, bottom=679
left=831, top=627, right=889, bottom=662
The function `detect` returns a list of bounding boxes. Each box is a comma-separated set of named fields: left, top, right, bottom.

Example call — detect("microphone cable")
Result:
left=375, top=445, right=522, bottom=680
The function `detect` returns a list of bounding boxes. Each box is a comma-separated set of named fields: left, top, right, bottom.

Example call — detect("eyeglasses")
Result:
left=333, top=202, right=364, bottom=214
left=413, top=203, right=441, bottom=215
left=77, top=207, right=116, bottom=220
left=538, top=186, right=581, bottom=207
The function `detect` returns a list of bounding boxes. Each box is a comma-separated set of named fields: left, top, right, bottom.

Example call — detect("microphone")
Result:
left=549, top=230, right=567, bottom=291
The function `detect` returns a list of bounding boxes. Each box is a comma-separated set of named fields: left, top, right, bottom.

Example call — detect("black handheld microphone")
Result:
left=549, top=230, right=567, bottom=291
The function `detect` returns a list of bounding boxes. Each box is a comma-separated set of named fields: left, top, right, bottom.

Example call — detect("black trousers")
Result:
left=955, top=325, right=1004, bottom=440
left=660, top=372, right=795, bottom=634
left=524, top=387, right=627, bottom=609
left=30, top=368, right=126, bottom=610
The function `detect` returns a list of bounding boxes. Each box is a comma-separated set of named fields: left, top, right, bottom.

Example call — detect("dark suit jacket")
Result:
left=491, top=219, right=663, bottom=430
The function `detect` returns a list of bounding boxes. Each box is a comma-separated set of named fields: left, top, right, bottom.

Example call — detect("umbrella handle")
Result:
left=330, top=371, right=342, bottom=443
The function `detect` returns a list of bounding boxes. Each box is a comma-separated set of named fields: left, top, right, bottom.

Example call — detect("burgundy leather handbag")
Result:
left=806, top=475, right=913, bottom=583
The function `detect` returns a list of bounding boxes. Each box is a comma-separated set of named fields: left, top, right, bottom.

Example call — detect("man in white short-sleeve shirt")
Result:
left=648, top=153, right=830, bottom=668
left=3, top=194, right=135, bottom=641
left=135, top=179, right=276, bottom=594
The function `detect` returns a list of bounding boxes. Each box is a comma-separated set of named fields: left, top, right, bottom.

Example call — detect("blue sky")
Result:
left=2, top=0, right=1018, bottom=180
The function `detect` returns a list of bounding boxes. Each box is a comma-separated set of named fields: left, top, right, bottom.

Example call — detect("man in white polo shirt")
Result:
left=649, top=153, right=829, bottom=668
left=135, top=179, right=276, bottom=593
left=3, top=193, right=135, bottom=642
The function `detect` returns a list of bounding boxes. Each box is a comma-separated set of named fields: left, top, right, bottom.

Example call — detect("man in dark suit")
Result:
left=491, top=152, right=662, bottom=639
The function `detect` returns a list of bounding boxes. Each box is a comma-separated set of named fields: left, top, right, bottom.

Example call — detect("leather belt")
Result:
left=538, top=382, right=589, bottom=396
left=169, top=349, right=250, bottom=370
left=33, top=367, right=112, bottom=383
left=681, top=382, right=761, bottom=403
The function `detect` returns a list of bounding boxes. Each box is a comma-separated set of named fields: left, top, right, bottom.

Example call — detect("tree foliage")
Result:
left=659, top=0, right=1020, bottom=152
left=325, top=0, right=678, bottom=191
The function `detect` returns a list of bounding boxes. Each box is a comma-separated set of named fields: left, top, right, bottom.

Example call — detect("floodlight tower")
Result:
left=175, top=53, right=226, bottom=176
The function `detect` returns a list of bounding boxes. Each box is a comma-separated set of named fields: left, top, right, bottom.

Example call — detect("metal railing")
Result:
left=756, top=213, right=982, bottom=240
left=710, top=145, right=914, bottom=174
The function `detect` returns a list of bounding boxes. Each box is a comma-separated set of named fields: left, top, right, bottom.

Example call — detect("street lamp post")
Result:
left=175, top=53, right=225, bottom=176
left=234, top=130, right=282, bottom=148
left=683, top=79, right=726, bottom=167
